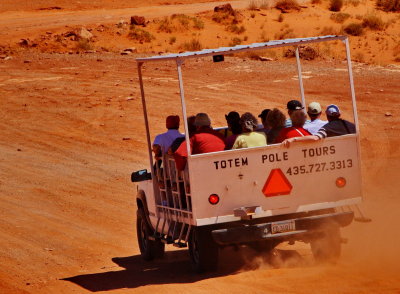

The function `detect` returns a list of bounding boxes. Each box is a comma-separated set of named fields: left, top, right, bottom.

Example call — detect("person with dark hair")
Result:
left=281, top=104, right=356, bottom=147
left=303, top=102, right=327, bottom=135
left=219, top=111, right=241, bottom=138
left=152, top=115, right=183, bottom=161
left=274, top=110, right=311, bottom=143
left=265, top=108, right=286, bottom=144
left=174, top=113, right=225, bottom=170
left=256, top=108, right=271, bottom=135
left=232, top=112, right=267, bottom=149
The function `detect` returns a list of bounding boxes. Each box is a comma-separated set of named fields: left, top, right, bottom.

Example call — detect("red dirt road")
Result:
left=0, top=49, right=399, bottom=293
left=0, top=1, right=247, bottom=44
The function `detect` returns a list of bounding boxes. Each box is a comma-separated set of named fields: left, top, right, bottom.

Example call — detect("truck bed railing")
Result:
left=151, top=154, right=193, bottom=246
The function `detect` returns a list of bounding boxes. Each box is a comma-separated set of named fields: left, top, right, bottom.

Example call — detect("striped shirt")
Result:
left=316, top=119, right=356, bottom=138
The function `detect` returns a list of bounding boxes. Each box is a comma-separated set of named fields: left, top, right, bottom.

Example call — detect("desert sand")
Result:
left=0, top=0, right=400, bottom=293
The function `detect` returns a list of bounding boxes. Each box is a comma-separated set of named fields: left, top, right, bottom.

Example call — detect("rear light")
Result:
left=336, top=177, right=346, bottom=188
left=208, top=194, right=220, bottom=205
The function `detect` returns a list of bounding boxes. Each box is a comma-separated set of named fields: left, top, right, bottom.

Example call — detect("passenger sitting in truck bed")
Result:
left=224, top=126, right=242, bottom=150
left=218, top=111, right=241, bottom=138
left=274, top=109, right=311, bottom=144
left=281, top=104, right=356, bottom=147
left=303, top=101, right=328, bottom=135
left=173, top=113, right=225, bottom=170
left=152, top=115, right=184, bottom=161
left=168, top=115, right=196, bottom=154
left=232, top=112, right=267, bottom=149
left=265, top=108, right=286, bottom=144
left=256, top=108, right=271, bottom=135
left=224, top=113, right=243, bottom=150
left=285, top=99, right=308, bottom=127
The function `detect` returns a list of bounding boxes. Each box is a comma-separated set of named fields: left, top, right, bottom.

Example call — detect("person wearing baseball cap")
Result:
left=219, top=111, right=241, bottom=138
left=281, top=104, right=356, bottom=147
left=285, top=100, right=309, bottom=127
left=256, top=108, right=271, bottom=135
left=303, top=102, right=328, bottom=135
left=318, top=104, right=356, bottom=138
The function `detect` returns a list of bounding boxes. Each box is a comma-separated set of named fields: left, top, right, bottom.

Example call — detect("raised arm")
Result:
left=282, top=135, right=320, bottom=148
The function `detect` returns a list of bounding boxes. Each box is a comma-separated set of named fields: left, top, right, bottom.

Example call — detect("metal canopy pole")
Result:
left=344, top=37, right=363, bottom=200
left=176, top=58, right=191, bottom=157
left=295, top=47, right=306, bottom=108
left=137, top=62, right=155, bottom=175
left=344, top=38, right=359, bottom=133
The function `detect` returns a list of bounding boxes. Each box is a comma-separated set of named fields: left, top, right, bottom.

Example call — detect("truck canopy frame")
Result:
left=136, top=35, right=359, bottom=179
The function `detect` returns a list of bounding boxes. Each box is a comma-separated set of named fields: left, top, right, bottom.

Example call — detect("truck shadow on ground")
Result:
left=63, top=247, right=308, bottom=292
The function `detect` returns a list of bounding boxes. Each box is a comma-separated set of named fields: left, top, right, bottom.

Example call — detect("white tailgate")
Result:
left=188, top=135, right=362, bottom=225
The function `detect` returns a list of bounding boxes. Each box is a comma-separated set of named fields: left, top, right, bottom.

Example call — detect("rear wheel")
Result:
left=136, top=209, right=165, bottom=261
left=310, top=222, right=341, bottom=263
left=188, top=227, right=219, bottom=273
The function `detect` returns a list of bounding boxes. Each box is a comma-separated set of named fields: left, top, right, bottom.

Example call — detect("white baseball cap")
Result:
left=308, top=102, right=322, bottom=114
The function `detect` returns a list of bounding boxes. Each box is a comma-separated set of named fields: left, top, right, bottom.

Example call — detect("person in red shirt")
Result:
left=174, top=113, right=225, bottom=170
left=274, top=110, right=311, bottom=143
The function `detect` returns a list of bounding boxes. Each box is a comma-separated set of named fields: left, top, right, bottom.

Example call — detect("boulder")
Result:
left=123, top=47, right=137, bottom=53
left=76, top=27, right=93, bottom=40
left=130, top=16, right=146, bottom=26
left=284, top=46, right=318, bottom=60
left=214, top=3, right=235, bottom=14
left=259, top=56, right=274, bottom=61
left=19, top=39, right=31, bottom=47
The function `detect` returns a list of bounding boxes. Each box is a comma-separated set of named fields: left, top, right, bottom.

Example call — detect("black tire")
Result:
left=310, top=222, right=341, bottom=263
left=136, top=209, right=165, bottom=261
left=188, top=227, right=219, bottom=273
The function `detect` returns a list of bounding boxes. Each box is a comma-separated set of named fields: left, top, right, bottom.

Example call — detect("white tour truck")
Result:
left=131, top=35, right=366, bottom=272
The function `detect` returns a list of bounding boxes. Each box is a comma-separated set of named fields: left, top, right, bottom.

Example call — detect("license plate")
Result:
left=271, top=220, right=296, bottom=234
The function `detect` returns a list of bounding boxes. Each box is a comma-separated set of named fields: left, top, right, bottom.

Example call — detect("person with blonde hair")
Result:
left=232, top=112, right=267, bottom=149
left=265, top=108, right=286, bottom=144
left=274, top=109, right=311, bottom=143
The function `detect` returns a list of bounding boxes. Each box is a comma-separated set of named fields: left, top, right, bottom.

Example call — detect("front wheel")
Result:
left=188, top=227, right=219, bottom=273
left=136, top=209, right=165, bottom=261
left=310, top=222, right=341, bottom=263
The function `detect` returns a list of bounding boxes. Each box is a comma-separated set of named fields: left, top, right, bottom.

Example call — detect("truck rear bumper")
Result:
left=211, top=211, right=353, bottom=245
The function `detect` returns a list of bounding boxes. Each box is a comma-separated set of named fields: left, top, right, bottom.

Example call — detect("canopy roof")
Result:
left=136, top=35, right=346, bottom=63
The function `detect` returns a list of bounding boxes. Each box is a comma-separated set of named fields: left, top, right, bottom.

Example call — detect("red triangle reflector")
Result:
left=262, top=168, right=293, bottom=197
